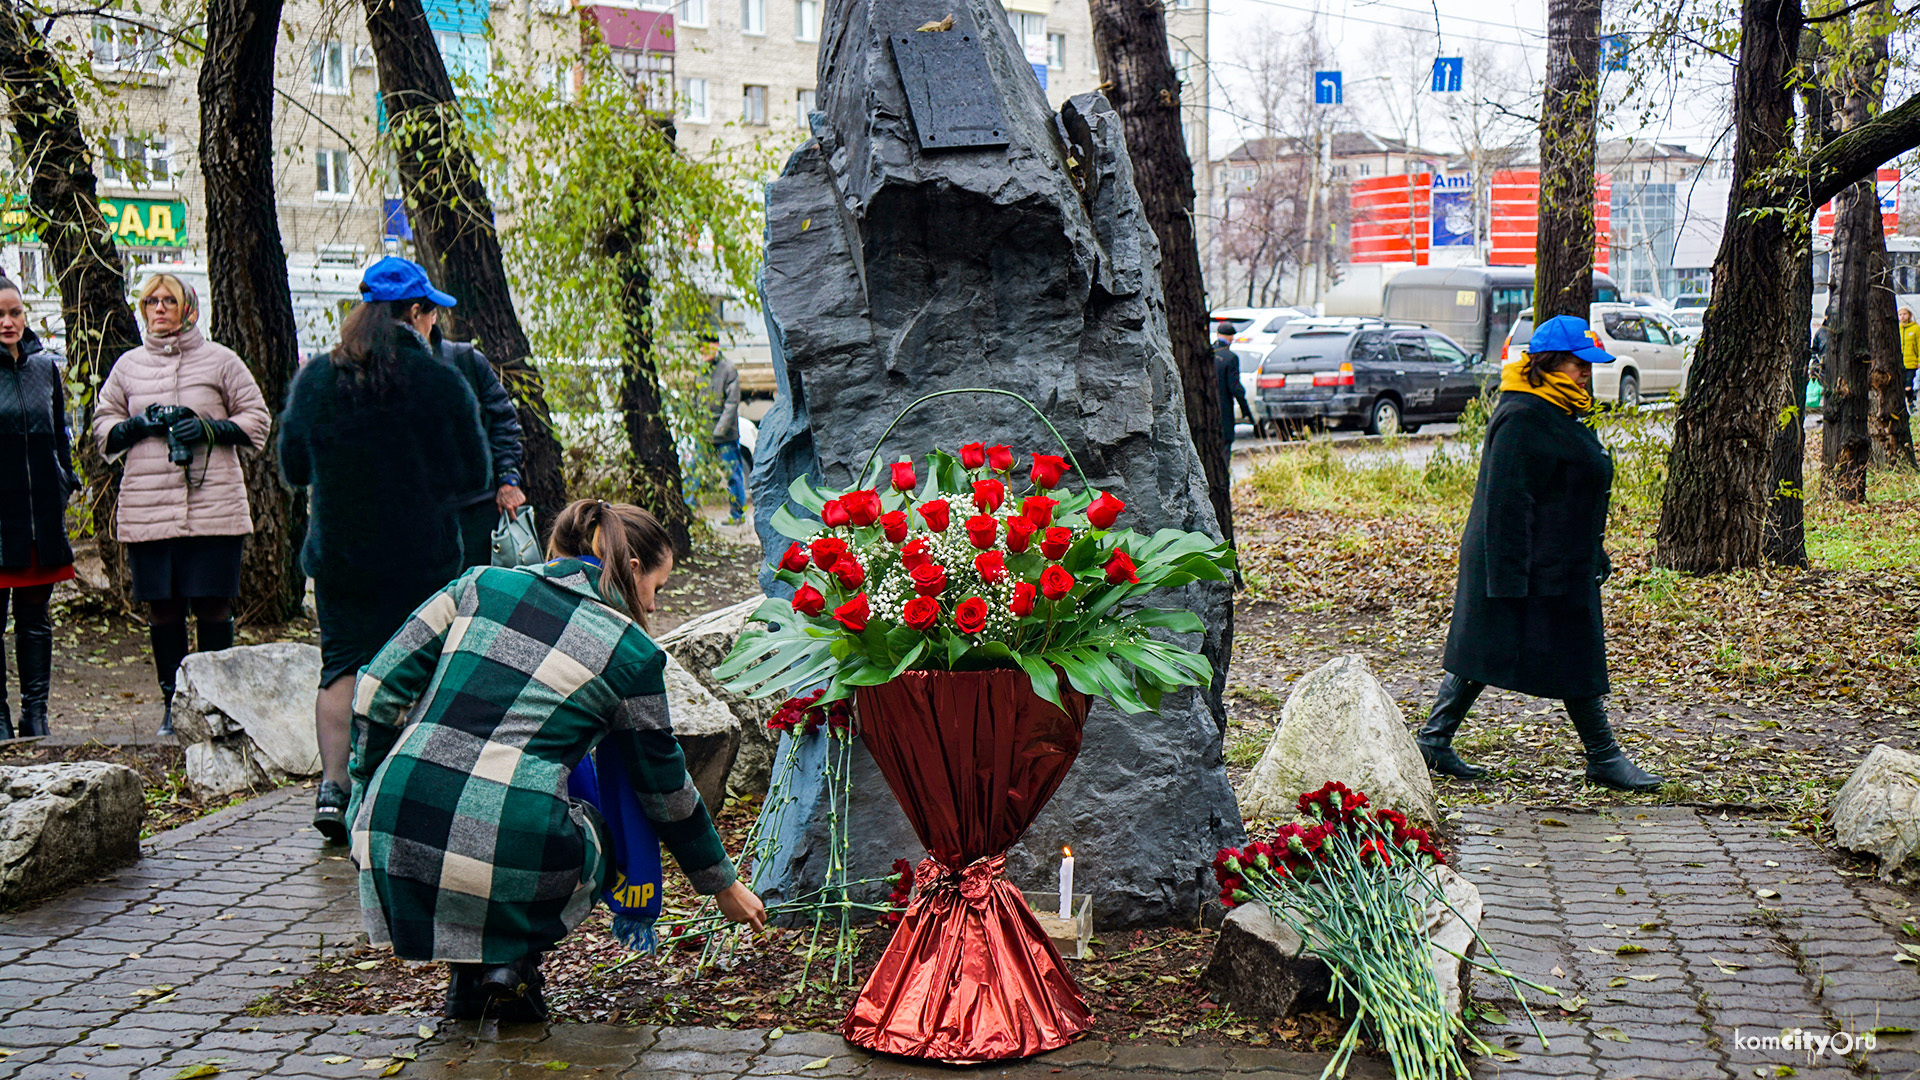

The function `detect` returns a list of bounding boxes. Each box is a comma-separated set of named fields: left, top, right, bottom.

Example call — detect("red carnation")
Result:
left=959, top=442, right=987, bottom=470
left=832, top=593, right=870, bottom=632
left=952, top=596, right=989, bottom=635
left=986, top=444, right=1014, bottom=472
left=902, top=596, right=941, bottom=632
left=833, top=556, right=866, bottom=590
left=917, top=499, right=951, bottom=532
left=974, top=550, right=1008, bottom=583
left=842, top=489, right=883, bottom=527
left=792, top=583, right=826, bottom=616
left=1040, top=526, right=1073, bottom=561
left=1021, top=495, right=1059, bottom=529
left=909, top=562, right=948, bottom=597
left=880, top=510, right=909, bottom=543
left=821, top=499, right=851, bottom=528
left=1359, top=838, right=1393, bottom=866
left=1103, top=549, right=1139, bottom=585
left=1009, top=581, right=1037, bottom=617
left=965, top=514, right=998, bottom=550
left=778, top=542, right=810, bottom=572
left=809, top=536, right=849, bottom=571
left=889, top=461, right=917, bottom=492
left=1030, top=453, right=1070, bottom=490
left=1040, top=564, right=1075, bottom=601
left=1086, top=491, right=1126, bottom=530
left=1005, top=516, right=1037, bottom=553
left=972, top=479, right=1006, bottom=512
left=900, top=537, right=932, bottom=571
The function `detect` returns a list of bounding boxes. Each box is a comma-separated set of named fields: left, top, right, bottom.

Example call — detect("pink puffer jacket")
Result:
left=92, top=328, right=272, bottom=543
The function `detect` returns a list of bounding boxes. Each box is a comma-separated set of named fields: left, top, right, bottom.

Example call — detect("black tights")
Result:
left=149, top=597, right=232, bottom=627
left=0, top=584, right=55, bottom=630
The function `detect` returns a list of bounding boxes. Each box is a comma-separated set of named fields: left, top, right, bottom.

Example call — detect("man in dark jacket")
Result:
left=1213, top=324, right=1251, bottom=453
left=702, top=331, right=745, bottom=525
left=432, top=333, right=525, bottom=567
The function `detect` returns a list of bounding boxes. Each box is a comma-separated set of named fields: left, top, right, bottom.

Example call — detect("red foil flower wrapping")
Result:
left=844, top=669, right=1093, bottom=1062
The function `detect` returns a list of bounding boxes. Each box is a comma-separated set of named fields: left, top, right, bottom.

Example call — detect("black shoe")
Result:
left=479, top=956, right=547, bottom=1023
left=444, top=965, right=487, bottom=1021
left=1416, top=673, right=1488, bottom=780
left=15, top=605, right=50, bottom=738
left=1585, top=751, right=1665, bottom=793
left=313, top=781, right=350, bottom=845
left=1419, top=743, right=1488, bottom=780
left=1566, top=696, right=1664, bottom=792
left=151, top=621, right=190, bottom=738
left=156, top=700, right=174, bottom=738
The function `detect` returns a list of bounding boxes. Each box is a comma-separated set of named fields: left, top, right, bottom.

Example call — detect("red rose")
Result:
left=986, top=444, right=1014, bottom=472
left=971, top=479, right=1005, bottom=512
left=779, top=542, right=810, bottom=572
left=952, top=596, right=989, bottom=634
left=889, top=461, right=917, bottom=492
left=832, top=593, right=870, bottom=632
left=1040, top=526, right=1072, bottom=561
left=880, top=510, right=909, bottom=543
left=917, top=499, right=951, bottom=532
left=842, top=489, right=883, bottom=527
left=900, top=537, right=932, bottom=571
left=821, top=499, right=851, bottom=528
left=965, top=514, right=998, bottom=550
left=1021, top=495, right=1058, bottom=529
left=834, top=556, right=866, bottom=590
left=809, top=536, right=849, bottom=571
left=1009, top=580, right=1037, bottom=617
left=1005, top=516, right=1036, bottom=553
left=1086, top=491, right=1126, bottom=530
left=1030, top=453, right=1070, bottom=490
left=792, top=583, right=826, bottom=616
left=902, top=596, right=940, bottom=632
left=959, top=442, right=987, bottom=469
left=974, top=550, right=1007, bottom=582
left=909, top=562, right=948, bottom=597
left=1103, top=549, right=1139, bottom=584
left=1040, top=564, right=1075, bottom=600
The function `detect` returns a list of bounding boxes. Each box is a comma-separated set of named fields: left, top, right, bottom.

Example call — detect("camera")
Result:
left=143, top=403, right=199, bottom=467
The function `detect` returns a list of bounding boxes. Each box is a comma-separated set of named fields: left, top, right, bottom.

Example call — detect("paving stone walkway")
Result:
left=0, top=789, right=1914, bottom=1079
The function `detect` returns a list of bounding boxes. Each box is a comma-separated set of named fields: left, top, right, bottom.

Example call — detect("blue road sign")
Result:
left=1601, top=35, right=1630, bottom=71
left=1314, top=71, right=1342, bottom=105
left=1431, top=57, right=1463, bottom=92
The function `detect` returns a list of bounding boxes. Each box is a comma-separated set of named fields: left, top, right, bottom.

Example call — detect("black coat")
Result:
left=1442, top=391, right=1613, bottom=700
left=278, top=334, right=488, bottom=588
left=1214, top=342, right=1248, bottom=434
left=434, top=339, right=524, bottom=503
left=0, top=331, right=76, bottom=568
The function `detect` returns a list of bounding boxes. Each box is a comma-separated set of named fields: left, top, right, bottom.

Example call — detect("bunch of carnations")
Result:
left=1213, top=782, right=1549, bottom=1080
left=882, top=858, right=914, bottom=925
left=718, top=441, right=1233, bottom=712
left=766, top=687, right=853, bottom=736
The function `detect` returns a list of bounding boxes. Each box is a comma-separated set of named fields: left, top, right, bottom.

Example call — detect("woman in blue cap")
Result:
left=279, top=256, right=490, bottom=841
left=1417, top=314, right=1663, bottom=793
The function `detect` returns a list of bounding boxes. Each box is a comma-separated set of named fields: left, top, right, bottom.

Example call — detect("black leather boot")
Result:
left=480, top=954, right=548, bottom=1023
left=0, top=636, right=12, bottom=740
left=444, top=964, right=488, bottom=1020
left=1417, top=674, right=1488, bottom=780
left=1566, top=696, right=1664, bottom=792
left=14, top=605, right=51, bottom=738
left=197, top=617, right=234, bottom=655
left=150, top=622, right=191, bottom=737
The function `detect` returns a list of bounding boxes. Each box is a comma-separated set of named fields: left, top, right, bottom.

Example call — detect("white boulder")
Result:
left=173, top=643, right=323, bottom=798
left=1237, top=655, right=1440, bottom=824
left=664, top=653, right=741, bottom=815
left=658, top=599, right=781, bottom=798
left=1831, top=744, right=1920, bottom=879
left=0, top=763, right=144, bottom=905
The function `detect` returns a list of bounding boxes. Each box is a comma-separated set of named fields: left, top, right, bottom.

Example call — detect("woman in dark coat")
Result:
left=0, top=279, right=77, bottom=738
left=1418, top=314, right=1662, bottom=793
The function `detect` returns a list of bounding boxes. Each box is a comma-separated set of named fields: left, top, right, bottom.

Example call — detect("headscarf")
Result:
left=1499, top=358, right=1592, bottom=415
left=137, top=273, right=200, bottom=354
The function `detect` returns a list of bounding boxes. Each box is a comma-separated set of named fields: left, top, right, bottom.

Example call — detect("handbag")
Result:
left=490, top=508, right=541, bottom=568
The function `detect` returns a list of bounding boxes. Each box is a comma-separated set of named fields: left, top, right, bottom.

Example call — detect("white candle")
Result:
left=1058, top=847, right=1074, bottom=919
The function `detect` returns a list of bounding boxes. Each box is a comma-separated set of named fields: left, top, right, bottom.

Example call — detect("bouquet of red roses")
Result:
left=716, top=440, right=1232, bottom=711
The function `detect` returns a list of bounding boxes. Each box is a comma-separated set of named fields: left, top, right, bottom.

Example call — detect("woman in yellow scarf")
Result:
left=1418, top=315, right=1663, bottom=792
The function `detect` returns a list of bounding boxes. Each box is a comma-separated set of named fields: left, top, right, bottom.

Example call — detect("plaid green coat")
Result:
left=348, top=558, right=735, bottom=964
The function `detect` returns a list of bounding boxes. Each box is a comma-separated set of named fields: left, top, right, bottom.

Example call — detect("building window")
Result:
left=681, top=77, right=709, bottom=122
left=681, top=0, right=707, bottom=25
left=795, top=0, right=819, bottom=41
left=741, top=0, right=765, bottom=34
left=102, top=135, right=171, bottom=188
left=311, top=41, right=348, bottom=93
left=316, top=149, right=353, bottom=200
left=15, top=249, right=42, bottom=295
left=796, top=88, right=816, bottom=125
left=1358, top=162, right=1371, bottom=176
left=91, top=17, right=167, bottom=73
left=1173, top=46, right=1193, bottom=86
left=435, top=32, right=490, bottom=92
left=742, top=84, right=768, bottom=124
left=1006, top=12, right=1045, bottom=56
left=612, top=49, right=673, bottom=111
left=1048, top=32, right=1066, bottom=71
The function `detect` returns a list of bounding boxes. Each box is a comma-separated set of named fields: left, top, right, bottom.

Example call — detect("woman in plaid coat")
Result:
left=349, top=500, right=765, bottom=1020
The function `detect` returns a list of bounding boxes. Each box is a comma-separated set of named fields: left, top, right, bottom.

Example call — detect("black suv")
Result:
left=1253, top=319, right=1490, bottom=436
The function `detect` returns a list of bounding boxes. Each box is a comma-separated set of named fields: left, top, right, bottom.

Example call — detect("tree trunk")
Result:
left=0, top=3, right=144, bottom=601
left=362, top=0, right=568, bottom=524
left=200, top=0, right=306, bottom=624
left=1654, top=0, right=1805, bottom=573
left=1088, top=0, right=1229, bottom=548
left=1823, top=179, right=1876, bottom=501
left=1864, top=226, right=1913, bottom=467
left=1535, top=0, right=1601, bottom=318
left=1765, top=241, right=1813, bottom=566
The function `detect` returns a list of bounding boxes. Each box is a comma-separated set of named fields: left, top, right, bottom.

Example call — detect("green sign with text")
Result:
left=0, top=196, right=188, bottom=249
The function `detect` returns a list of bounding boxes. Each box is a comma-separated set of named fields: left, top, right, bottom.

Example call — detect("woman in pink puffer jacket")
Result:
left=93, top=274, right=271, bottom=735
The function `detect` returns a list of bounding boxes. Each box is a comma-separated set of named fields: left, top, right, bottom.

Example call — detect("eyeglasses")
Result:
left=141, top=295, right=181, bottom=309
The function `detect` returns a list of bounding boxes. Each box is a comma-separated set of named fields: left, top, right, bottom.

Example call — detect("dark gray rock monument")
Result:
left=747, top=0, right=1243, bottom=927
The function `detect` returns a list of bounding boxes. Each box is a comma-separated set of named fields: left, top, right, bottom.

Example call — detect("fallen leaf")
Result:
left=417, top=1025, right=434, bottom=1041
left=1487, top=1048, right=1521, bottom=1062
left=801, top=1058, right=832, bottom=1071
left=1550, top=965, right=1565, bottom=977
left=354, top=961, right=380, bottom=970
left=1608, top=977, right=1628, bottom=988
left=1756, top=889, right=1780, bottom=899
left=1711, top=957, right=1747, bottom=974
left=768, top=1027, right=784, bottom=1040
left=915, top=14, right=955, bottom=31
left=1540, top=818, right=1569, bottom=827
left=540, top=1063, right=570, bottom=1072
left=324, top=1058, right=351, bottom=1065
left=171, top=1066, right=221, bottom=1079
left=1629, top=974, right=1660, bottom=982
left=1616, top=944, right=1648, bottom=955
left=1478, top=1006, right=1509, bottom=1025
left=1597, top=1028, right=1630, bottom=1043
left=148, top=906, right=165, bottom=915
left=1604, top=834, right=1627, bottom=843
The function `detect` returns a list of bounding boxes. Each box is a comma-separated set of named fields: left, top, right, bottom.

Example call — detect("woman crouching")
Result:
left=348, top=499, right=765, bottom=1020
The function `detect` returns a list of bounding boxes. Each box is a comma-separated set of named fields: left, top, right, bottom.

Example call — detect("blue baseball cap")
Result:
left=1527, top=314, right=1614, bottom=363
left=361, top=257, right=457, bottom=308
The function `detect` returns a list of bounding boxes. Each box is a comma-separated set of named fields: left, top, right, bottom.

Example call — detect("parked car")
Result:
left=1672, top=293, right=1710, bottom=310
left=1254, top=319, right=1488, bottom=436
left=1212, top=306, right=1313, bottom=349
left=1501, top=303, right=1691, bottom=406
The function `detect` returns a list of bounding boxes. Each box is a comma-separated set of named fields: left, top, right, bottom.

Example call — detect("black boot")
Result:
left=197, top=617, right=234, bottom=655
left=479, top=954, right=548, bottom=1023
left=1566, top=696, right=1664, bottom=792
left=150, top=622, right=191, bottom=737
left=444, top=964, right=488, bottom=1021
left=14, top=605, right=51, bottom=738
left=1417, top=674, right=1488, bottom=780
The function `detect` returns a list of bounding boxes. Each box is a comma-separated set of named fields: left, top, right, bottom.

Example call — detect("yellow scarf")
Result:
left=1499, top=360, right=1592, bottom=415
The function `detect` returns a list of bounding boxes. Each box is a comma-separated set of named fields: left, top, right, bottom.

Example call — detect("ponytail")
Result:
left=547, top=499, right=673, bottom=629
